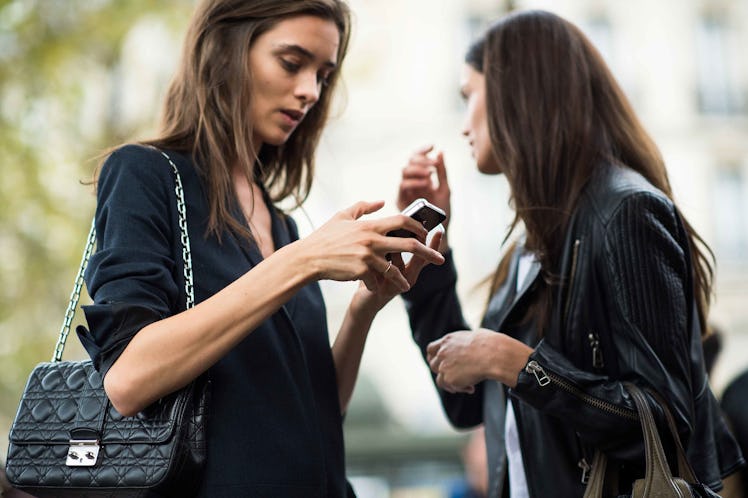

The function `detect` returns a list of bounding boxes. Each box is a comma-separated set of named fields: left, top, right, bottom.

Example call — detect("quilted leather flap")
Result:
left=9, top=360, right=182, bottom=445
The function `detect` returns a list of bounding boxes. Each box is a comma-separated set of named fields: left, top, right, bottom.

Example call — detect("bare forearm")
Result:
left=102, top=201, right=445, bottom=416
left=332, top=290, right=379, bottom=414
left=105, top=242, right=315, bottom=416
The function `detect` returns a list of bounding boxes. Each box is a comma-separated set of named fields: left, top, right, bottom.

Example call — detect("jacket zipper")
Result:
left=563, top=239, right=582, bottom=320
left=588, top=331, right=604, bottom=369
left=562, top=238, right=596, bottom=485
left=577, top=456, right=592, bottom=484
left=524, top=360, right=637, bottom=421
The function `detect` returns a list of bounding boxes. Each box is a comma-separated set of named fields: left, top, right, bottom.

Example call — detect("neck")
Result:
left=252, top=134, right=264, bottom=162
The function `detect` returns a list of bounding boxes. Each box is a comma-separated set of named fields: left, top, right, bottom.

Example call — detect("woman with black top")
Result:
left=78, top=1, right=444, bottom=496
left=396, top=10, right=744, bottom=498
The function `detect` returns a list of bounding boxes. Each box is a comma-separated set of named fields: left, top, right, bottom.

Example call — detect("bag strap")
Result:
left=583, top=383, right=700, bottom=498
left=582, top=450, right=608, bottom=498
left=626, top=383, right=686, bottom=493
left=52, top=149, right=194, bottom=362
left=645, top=387, right=699, bottom=484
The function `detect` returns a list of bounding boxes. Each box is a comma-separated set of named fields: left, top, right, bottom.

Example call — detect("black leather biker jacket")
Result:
left=403, top=162, right=744, bottom=497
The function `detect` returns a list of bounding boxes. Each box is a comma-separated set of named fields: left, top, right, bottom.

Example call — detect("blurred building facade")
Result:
left=75, top=0, right=748, bottom=495
left=2, top=0, right=748, bottom=496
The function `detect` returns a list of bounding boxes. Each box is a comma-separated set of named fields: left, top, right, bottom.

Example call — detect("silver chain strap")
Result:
left=52, top=150, right=195, bottom=362
left=53, top=219, right=97, bottom=362
left=160, top=150, right=195, bottom=310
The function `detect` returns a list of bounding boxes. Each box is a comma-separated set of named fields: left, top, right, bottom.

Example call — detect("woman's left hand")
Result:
left=353, top=231, right=444, bottom=314
left=426, top=329, right=534, bottom=392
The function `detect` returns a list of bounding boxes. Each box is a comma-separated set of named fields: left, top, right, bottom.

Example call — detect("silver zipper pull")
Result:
left=578, top=458, right=591, bottom=484
left=588, top=332, right=604, bottom=369
left=525, top=360, right=550, bottom=386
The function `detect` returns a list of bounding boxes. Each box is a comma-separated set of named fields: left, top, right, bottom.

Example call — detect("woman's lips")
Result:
left=279, top=109, right=304, bottom=126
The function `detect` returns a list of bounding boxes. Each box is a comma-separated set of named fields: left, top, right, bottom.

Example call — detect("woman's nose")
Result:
left=461, top=119, right=470, bottom=138
left=295, top=72, right=320, bottom=107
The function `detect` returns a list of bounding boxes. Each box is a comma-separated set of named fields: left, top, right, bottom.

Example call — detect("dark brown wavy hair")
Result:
left=142, top=0, right=351, bottom=240
left=471, top=10, right=713, bottom=335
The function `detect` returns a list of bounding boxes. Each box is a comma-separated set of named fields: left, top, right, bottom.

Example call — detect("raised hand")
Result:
left=397, top=145, right=451, bottom=229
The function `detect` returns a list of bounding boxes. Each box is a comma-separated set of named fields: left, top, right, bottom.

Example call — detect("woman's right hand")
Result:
left=298, top=200, right=445, bottom=292
left=426, top=329, right=534, bottom=392
left=398, top=144, right=451, bottom=230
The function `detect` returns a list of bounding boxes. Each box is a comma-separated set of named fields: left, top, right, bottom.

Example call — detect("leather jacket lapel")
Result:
left=483, top=247, right=542, bottom=333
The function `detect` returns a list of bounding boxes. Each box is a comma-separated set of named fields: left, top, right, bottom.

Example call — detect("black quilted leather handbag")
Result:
left=583, top=383, right=721, bottom=498
left=5, top=151, right=209, bottom=497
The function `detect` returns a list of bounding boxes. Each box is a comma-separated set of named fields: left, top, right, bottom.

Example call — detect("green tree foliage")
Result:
left=0, top=0, right=193, bottom=452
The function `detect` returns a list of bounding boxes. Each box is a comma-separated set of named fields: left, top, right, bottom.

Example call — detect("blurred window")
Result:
left=582, top=15, right=639, bottom=108
left=712, top=162, right=748, bottom=264
left=696, top=15, right=744, bottom=115
left=455, top=8, right=505, bottom=112
left=584, top=17, right=613, bottom=64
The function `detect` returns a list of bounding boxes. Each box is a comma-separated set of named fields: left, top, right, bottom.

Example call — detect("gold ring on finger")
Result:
left=383, top=261, right=393, bottom=276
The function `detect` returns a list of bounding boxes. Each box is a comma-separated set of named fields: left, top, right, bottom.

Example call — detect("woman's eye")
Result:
left=280, top=59, right=301, bottom=73
left=317, top=72, right=331, bottom=87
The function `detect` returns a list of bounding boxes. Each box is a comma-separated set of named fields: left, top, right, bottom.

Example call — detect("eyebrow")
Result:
left=275, top=43, right=337, bottom=69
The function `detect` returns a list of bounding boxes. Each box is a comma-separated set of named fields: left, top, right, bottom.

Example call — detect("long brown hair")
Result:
left=142, top=0, right=351, bottom=240
left=474, top=10, right=713, bottom=335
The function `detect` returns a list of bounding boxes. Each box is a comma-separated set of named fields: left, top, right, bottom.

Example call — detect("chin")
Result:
left=268, top=137, right=290, bottom=146
left=477, top=159, right=502, bottom=175
left=261, top=133, right=293, bottom=147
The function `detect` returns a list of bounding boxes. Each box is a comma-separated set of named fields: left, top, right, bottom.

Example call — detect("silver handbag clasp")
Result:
left=66, top=438, right=100, bottom=467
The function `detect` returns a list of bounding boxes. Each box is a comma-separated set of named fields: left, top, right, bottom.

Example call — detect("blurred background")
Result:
left=2, top=0, right=748, bottom=496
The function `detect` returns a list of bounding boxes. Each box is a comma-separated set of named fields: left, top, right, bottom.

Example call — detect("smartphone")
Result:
left=387, top=198, right=446, bottom=238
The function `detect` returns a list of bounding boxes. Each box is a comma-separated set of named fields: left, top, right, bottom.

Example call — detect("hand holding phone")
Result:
left=387, top=198, right=446, bottom=238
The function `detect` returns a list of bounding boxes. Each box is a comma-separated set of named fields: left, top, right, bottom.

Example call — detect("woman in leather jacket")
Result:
left=396, top=10, right=744, bottom=497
